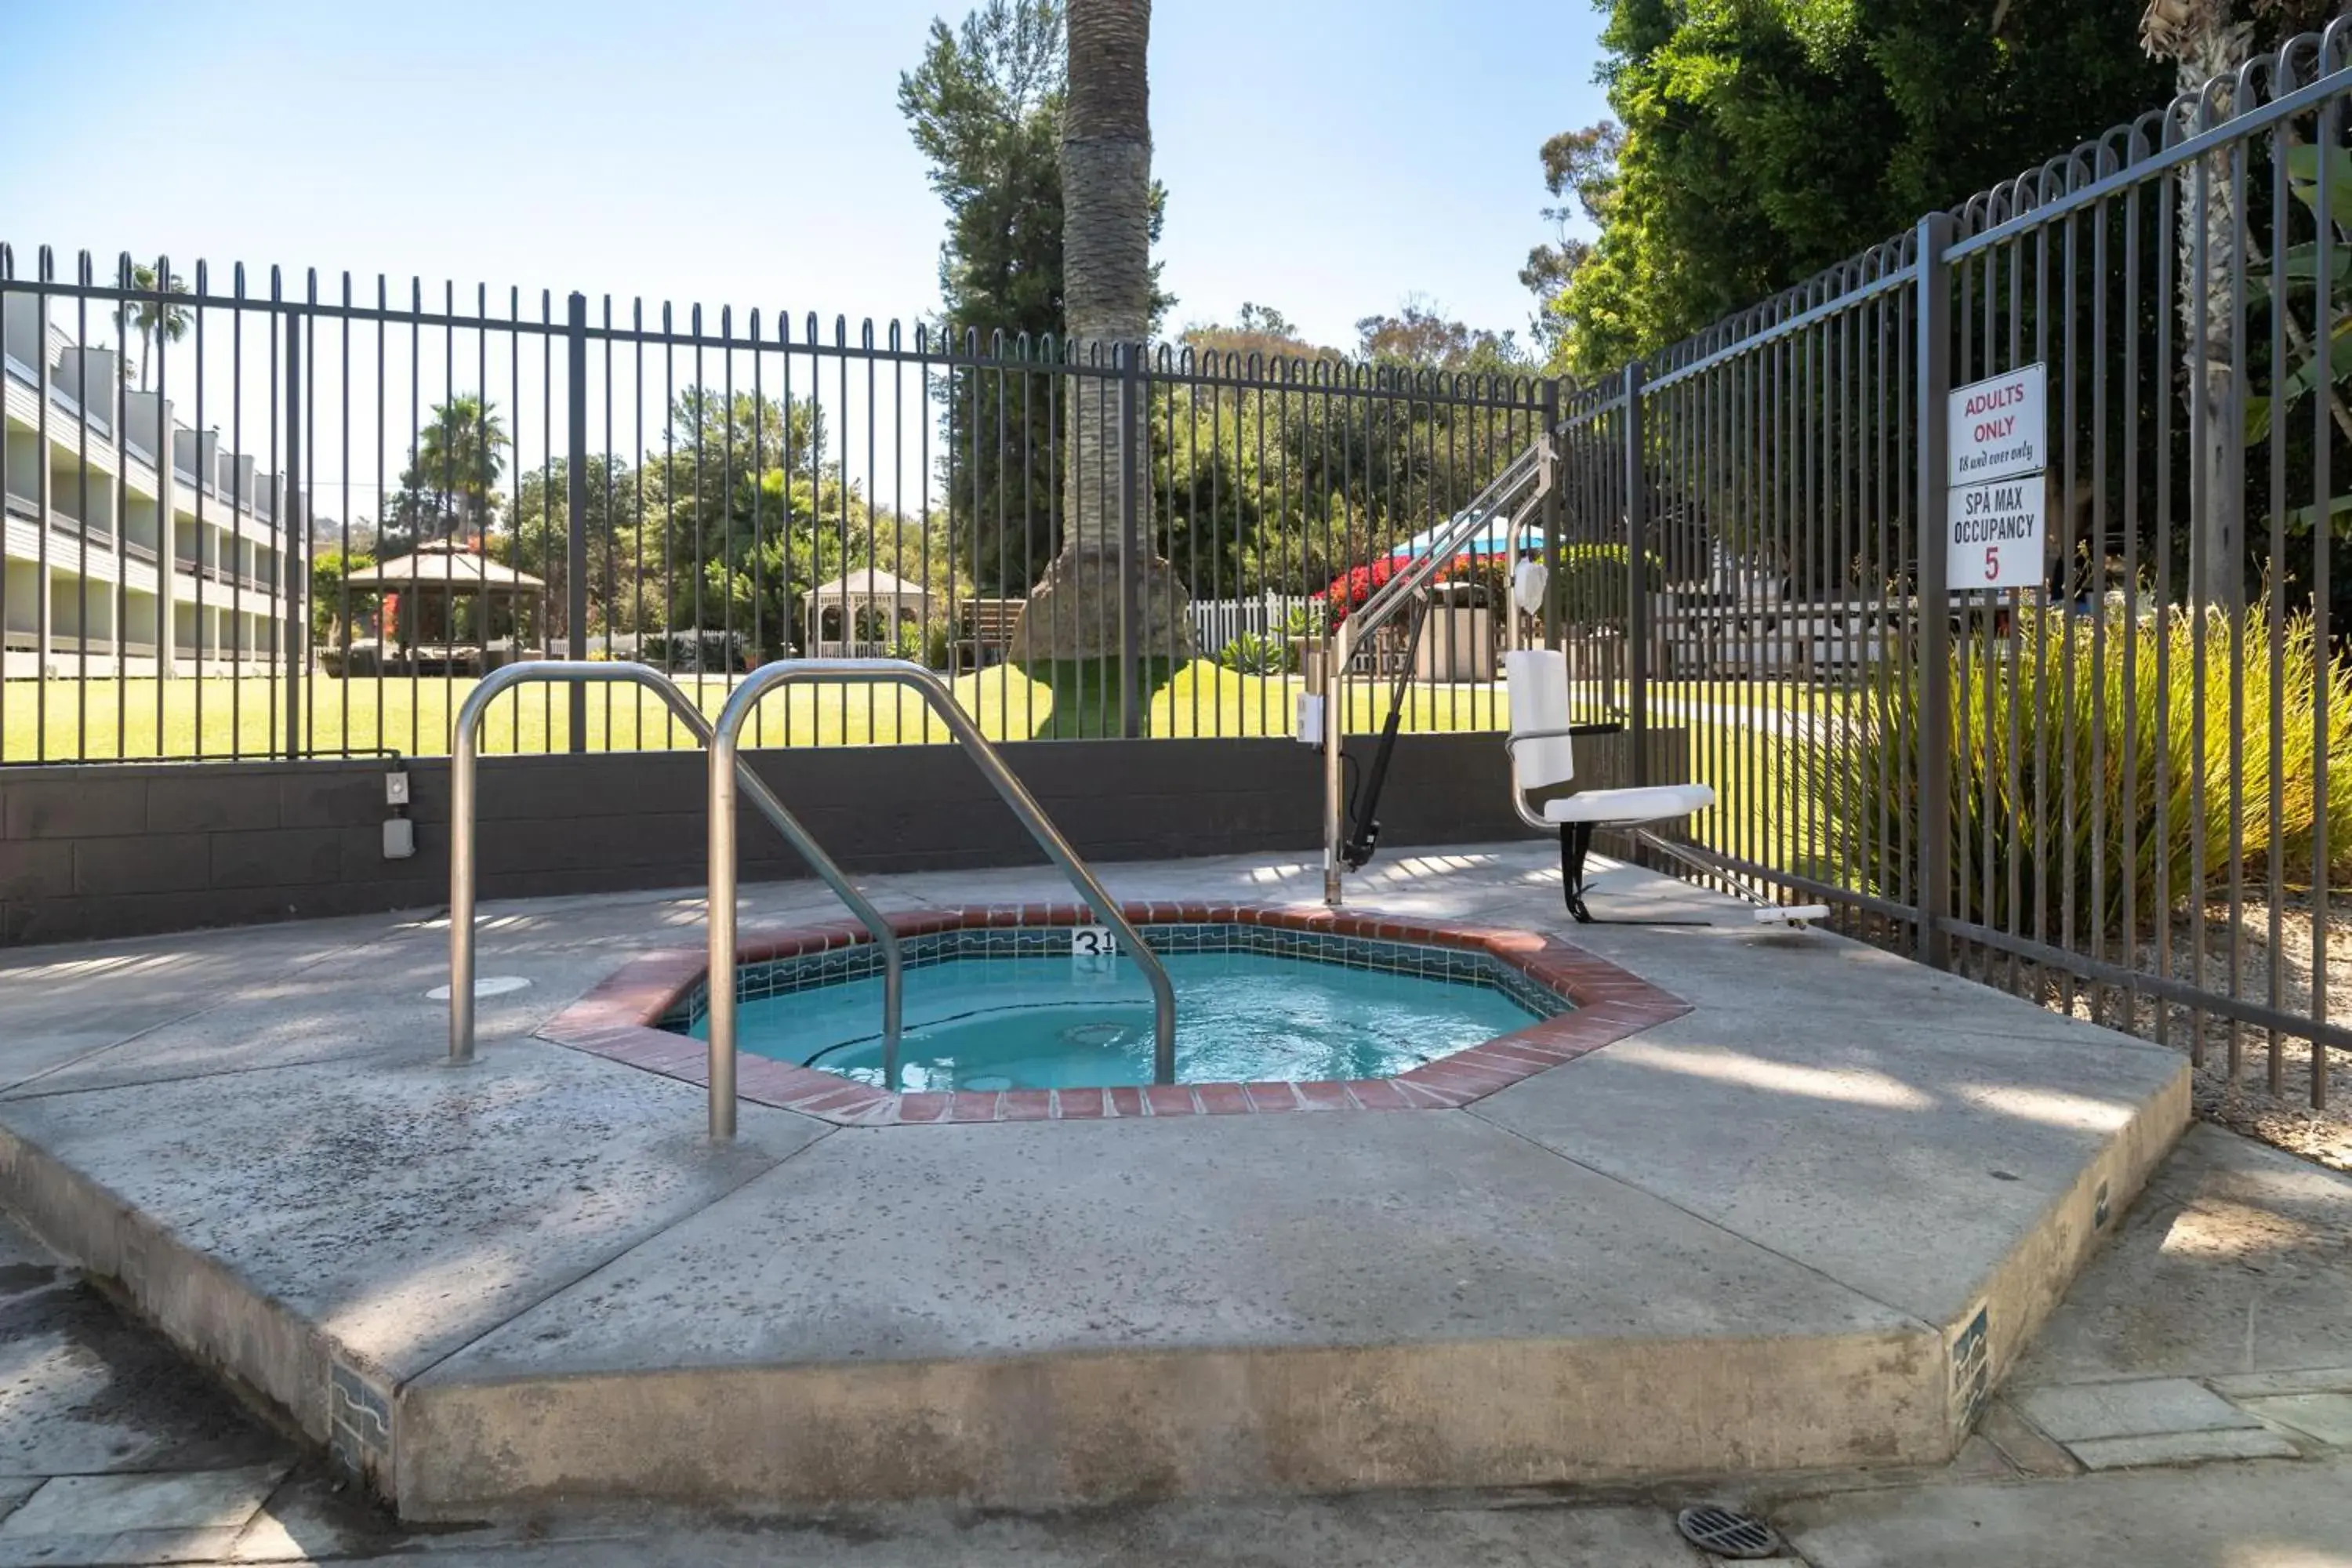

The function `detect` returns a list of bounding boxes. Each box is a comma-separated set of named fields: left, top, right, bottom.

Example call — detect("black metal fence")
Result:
left=2, top=18, right=2347, bottom=1110
left=1560, top=16, right=2351, bottom=1111
left=0, top=256, right=1541, bottom=760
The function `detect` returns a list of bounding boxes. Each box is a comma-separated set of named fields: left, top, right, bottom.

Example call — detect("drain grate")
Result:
left=1675, top=1505, right=1782, bottom=1559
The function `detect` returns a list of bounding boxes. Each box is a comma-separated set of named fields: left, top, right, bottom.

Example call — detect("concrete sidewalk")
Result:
left=2, top=1041, right=2347, bottom=1564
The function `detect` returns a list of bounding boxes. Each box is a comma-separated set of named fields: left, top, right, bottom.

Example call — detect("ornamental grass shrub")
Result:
left=1827, top=601, right=2352, bottom=940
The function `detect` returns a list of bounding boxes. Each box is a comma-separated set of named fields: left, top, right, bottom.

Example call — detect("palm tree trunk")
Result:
left=1013, top=0, right=1192, bottom=662
left=2147, top=0, right=2252, bottom=609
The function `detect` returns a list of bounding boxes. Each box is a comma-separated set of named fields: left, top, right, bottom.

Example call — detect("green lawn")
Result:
left=4, top=666, right=1855, bottom=898
left=1, top=662, right=1521, bottom=762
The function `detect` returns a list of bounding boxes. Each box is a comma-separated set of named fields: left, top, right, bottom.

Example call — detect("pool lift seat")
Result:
left=1504, top=648, right=1828, bottom=927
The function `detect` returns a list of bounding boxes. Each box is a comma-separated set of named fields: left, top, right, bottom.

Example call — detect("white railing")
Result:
left=1189, top=594, right=1297, bottom=652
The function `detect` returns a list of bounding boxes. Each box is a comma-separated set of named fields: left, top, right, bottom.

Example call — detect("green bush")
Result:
left=887, top=623, right=931, bottom=666
left=1276, top=603, right=1321, bottom=641
left=1827, top=602, right=2352, bottom=939
left=1217, top=631, right=1296, bottom=675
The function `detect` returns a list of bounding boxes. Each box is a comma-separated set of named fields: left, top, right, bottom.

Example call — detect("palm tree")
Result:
left=2140, top=1, right=2255, bottom=608
left=1010, top=0, right=1192, bottom=662
left=111, top=263, right=191, bottom=391
left=2140, top=2, right=2352, bottom=604
left=387, top=396, right=510, bottom=546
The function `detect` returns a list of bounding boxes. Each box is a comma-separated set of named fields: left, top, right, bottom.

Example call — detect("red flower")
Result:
left=1316, top=557, right=1398, bottom=626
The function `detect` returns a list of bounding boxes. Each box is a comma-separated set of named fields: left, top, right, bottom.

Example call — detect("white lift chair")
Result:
left=1504, top=648, right=1826, bottom=925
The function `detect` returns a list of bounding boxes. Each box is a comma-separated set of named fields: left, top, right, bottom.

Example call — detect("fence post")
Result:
left=1623, top=361, right=1649, bottom=784
left=1915, top=212, right=1955, bottom=970
left=282, top=303, right=303, bottom=759
left=566, top=292, right=590, bottom=751
left=1540, top=377, right=1563, bottom=652
left=1118, top=341, right=1142, bottom=739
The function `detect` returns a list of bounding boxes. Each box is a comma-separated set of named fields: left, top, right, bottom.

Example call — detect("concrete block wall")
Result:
left=0, top=730, right=1685, bottom=946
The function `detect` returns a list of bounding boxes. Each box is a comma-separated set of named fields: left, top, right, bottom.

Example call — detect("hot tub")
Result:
left=540, top=902, right=1690, bottom=1124
left=668, top=920, right=1568, bottom=1092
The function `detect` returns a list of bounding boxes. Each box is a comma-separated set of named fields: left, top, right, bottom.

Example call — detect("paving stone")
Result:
left=2240, top=1392, right=2352, bottom=1446
left=2209, top=1365, right=2352, bottom=1399
left=0, top=1525, right=248, bottom=1566
left=0, top=1467, right=285, bottom=1538
left=2013, top=1378, right=2257, bottom=1443
left=1783, top=1454, right=2352, bottom=1568
left=0, top=1483, right=34, bottom=1525
left=2066, top=1428, right=2300, bottom=1470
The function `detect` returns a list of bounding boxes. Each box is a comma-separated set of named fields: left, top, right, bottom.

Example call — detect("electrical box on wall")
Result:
left=383, top=763, right=415, bottom=858
left=1294, top=691, right=1323, bottom=745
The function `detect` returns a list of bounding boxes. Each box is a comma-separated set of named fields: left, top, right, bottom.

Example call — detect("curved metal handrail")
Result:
left=706, top=657, right=1178, bottom=1138
left=447, top=660, right=902, bottom=1066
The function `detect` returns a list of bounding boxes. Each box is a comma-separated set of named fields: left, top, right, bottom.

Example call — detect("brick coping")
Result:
left=539, top=902, right=1690, bottom=1126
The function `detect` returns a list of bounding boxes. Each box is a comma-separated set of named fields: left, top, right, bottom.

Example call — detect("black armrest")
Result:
left=1505, top=722, right=1624, bottom=760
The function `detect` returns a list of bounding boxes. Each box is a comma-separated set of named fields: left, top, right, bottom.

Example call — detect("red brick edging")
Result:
left=539, top=902, right=1689, bottom=1127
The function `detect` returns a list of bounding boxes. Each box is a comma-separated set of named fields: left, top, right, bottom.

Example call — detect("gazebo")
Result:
left=342, top=539, right=547, bottom=674
left=800, top=568, right=932, bottom=659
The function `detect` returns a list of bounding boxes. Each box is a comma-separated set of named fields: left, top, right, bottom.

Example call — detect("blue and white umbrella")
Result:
left=1385, top=509, right=1537, bottom=562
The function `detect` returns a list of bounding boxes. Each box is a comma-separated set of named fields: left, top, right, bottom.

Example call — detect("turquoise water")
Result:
left=690, top=952, right=1544, bottom=1091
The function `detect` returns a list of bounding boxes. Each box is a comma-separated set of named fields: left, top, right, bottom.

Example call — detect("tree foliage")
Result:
left=497, top=455, right=651, bottom=641
left=902, top=0, right=1069, bottom=345
left=308, top=549, right=376, bottom=644
left=1356, top=298, right=1530, bottom=376
left=381, top=396, right=510, bottom=550
left=111, top=263, right=189, bottom=392
left=1145, top=303, right=1538, bottom=601
left=902, top=2, right=1069, bottom=597
left=901, top=0, right=1171, bottom=597
left=1544, top=1, right=2172, bottom=375
left=486, top=387, right=957, bottom=659
left=1520, top=124, right=1620, bottom=361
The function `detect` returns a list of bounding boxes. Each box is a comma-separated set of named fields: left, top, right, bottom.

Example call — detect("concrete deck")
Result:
left=0, top=843, right=2190, bottom=1520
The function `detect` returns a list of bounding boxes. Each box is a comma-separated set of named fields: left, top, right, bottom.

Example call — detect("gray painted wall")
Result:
left=0, top=731, right=1680, bottom=946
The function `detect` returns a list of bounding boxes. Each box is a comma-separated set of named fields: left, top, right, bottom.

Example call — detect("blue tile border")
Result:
left=662, top=921, right=1572, bottom=1034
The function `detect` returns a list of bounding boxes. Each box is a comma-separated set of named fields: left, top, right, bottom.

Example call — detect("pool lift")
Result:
left=1307, top=437, right=1828, bottom=928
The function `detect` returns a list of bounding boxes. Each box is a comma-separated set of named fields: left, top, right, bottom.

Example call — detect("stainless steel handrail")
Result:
left=706, top=657, right=1178, bottom=1138
left=1322, top=439, right=1550, bottom=905
left=447, top=660, right=903, bottom=1066
left=1503, top=726, right=1599, bottom=834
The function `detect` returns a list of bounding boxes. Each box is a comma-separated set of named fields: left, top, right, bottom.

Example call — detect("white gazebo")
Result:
left=341, top=539, right=547, bottom=673
left=800, top=568, right=932, bottom=658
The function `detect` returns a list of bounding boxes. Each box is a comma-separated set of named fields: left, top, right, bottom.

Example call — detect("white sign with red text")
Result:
left=1946, top=363, right=2047, bottom=591
left=1947, top=363, right=2045, bottom=488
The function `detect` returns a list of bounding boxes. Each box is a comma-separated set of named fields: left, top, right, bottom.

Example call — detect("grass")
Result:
left=1820, top=604, right=2352, bottom=936
left=2, top=663, right=1822, bottom=902
left=1, top=662, right=1524, bottom=762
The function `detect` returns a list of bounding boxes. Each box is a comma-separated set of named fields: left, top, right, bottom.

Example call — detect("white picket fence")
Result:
left=1189, top=594, right=1300, bottom=652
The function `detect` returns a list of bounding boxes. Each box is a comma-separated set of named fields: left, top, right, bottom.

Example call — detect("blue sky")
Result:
left=0, top=0, right=1610, bottom=355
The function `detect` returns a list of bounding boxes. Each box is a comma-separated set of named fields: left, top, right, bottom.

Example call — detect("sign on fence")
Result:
left=1945, top=364, right=2046, bottom=591
left=1949, top=477, right=2047, bottom=592
left=1947, top=364, right=2045, bottom=487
